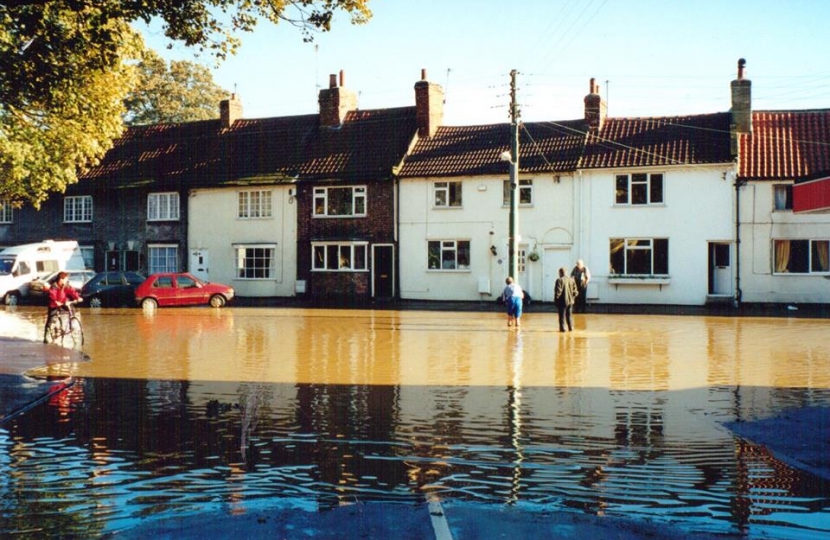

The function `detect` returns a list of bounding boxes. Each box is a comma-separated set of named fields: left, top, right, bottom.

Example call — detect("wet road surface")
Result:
left=1, top=306, right=829, bottom=538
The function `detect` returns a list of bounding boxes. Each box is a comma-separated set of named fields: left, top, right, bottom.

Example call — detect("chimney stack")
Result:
left=415, top=69, right=444, bottom=137
left=730, top=58, right=752, bottom=134
left=584, top=78, right=607, bottom=130
left=319, top=70, right=358, bottom=128
left=220, top=93, right=243, bottom=129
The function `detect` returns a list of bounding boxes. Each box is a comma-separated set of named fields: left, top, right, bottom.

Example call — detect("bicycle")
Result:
left=44, top=300, right=84, bottom=349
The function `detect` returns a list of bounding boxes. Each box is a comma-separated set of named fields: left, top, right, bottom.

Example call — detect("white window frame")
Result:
left=615, top=173, right=664, bottom=206
left=773, top=239, right=830, bottom=274
left=0, top=200, right=12, bottom=223
left=503, top=179, right=533, bottom=206
left=313, top=186, right=366, bottom=217
left=64, top=195, right=93, bottom=223
left=434, top=181, right=463, bottom=208
left=609, top=238, right=669, bottom=276
left=427, top=240, right=471, bottom=271
left=148, top=244, right=178, bottom=274
left=773, top=184, right=793, bottom=211
left=147, top=192, right=180, bottom=221
left=311, top=242, right=368, bottom=272
left=235, top=244, right=276, bottom=279
left=238, top=189, right=273, bottom=219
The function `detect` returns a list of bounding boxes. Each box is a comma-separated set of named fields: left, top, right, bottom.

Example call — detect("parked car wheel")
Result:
left=4, top=291, right=19, bottom=306
left=209, top=294, right=227, bottom=308
left=88, top=295, right=103, bottom=308
left=141, top=297, right=158, bottom=309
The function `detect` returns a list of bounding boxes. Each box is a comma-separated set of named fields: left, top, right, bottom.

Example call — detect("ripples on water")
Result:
left=3, top=380, right=830, bottom=539
left=1, top=307, right=830, bottom=538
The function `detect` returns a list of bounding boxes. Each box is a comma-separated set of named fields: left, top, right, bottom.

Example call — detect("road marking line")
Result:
left=426, top=493, right=454, bottom=540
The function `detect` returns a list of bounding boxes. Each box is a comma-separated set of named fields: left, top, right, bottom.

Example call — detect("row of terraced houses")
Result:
left=2, top=60, right=829, bottom=306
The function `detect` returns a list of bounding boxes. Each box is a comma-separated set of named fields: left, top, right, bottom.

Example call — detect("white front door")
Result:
left=710, top=243, right=732, bottom=296
left=190, top=249, right=209, bottom=281
left=542, top=248, right=572, bottom=302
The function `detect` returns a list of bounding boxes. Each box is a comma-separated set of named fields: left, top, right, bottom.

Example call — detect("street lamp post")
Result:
left=508, top=70, right=520, bottom=280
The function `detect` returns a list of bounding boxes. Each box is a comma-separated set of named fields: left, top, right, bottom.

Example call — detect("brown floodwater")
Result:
left=1, top=306, right=829, bottom=538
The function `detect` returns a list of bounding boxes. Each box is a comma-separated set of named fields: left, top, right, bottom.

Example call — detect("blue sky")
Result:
left=140, top=0, right=830, bottom=126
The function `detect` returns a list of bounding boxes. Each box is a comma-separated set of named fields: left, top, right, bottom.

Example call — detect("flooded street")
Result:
left=1, top=306, right=830, bottom=538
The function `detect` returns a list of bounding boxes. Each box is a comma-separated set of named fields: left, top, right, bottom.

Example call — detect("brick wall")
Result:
left=296, top=179, right=396, bottom=298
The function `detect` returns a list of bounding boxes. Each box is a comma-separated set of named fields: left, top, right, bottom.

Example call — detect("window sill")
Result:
left=608, top=276, right=671, bottom=290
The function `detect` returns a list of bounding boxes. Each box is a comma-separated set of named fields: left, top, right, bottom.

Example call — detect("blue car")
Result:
left=81, top=271, right=146, bottom=307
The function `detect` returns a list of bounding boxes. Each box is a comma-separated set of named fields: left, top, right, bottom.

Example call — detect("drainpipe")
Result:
left=734, top=173, right=743, bottom=308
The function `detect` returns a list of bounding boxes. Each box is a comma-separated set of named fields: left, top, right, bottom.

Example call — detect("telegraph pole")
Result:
left=508, top=70, right=521, bottom=280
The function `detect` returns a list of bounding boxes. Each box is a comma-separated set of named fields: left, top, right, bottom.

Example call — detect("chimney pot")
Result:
left=319, top=71, right=357, bottom=127
left=730, top=58, right=752, bottom=141
left=339, top=70, right=345, bottom=88
left=220, top=93, right=242, bottom=129
left=584, top=77, right=606, bottom=130
left=415, top=73, right=444, bottom=137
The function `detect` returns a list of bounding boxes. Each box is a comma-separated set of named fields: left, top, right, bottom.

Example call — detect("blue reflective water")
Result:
left=2, top=378, right=830, bottom=538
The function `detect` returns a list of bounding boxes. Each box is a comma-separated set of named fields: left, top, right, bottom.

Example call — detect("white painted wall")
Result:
left=738, top=181, right=830, bottom=303
left=399, top=173, right=575, bottom=302
left=188, top=186, right=297, bottom=297
left=576, top=165, right=735, bottom=305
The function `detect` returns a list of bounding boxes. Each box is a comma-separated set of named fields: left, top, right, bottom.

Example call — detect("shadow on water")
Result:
left=1, top=306, right=830, bottom=538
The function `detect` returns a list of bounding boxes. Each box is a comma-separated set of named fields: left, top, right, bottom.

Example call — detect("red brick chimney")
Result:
left=584, top=78, right=606, bottom=130
left=319, top=70, right=358, bottom=128
left=220, top=93, right=242, bottom=129
left=415, top=68, right=444, bottom=137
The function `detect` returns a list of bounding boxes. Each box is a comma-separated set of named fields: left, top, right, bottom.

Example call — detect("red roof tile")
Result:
left=79, top=120, right=226, bottom=189
left=581, top=114, right=733, bottom=169
left=738, top=110, right=830, bottom=181
left=398, top=120, right=586, bottom=178
left=298, top=107, right=417, bottom=180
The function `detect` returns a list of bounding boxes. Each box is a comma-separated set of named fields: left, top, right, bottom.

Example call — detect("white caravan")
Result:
left=0, top=240, right=86, bottom=305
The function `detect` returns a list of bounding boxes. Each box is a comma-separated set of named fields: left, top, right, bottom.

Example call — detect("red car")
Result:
left=135, top=273, right=234, bottom=308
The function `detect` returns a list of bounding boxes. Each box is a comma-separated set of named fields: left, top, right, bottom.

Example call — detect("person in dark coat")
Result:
left=571, top=259, right=590, bottom=313
left=554, top=266, right=578, bottom=332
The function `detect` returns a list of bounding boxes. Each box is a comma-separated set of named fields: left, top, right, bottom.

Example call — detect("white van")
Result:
left=0, top=240, right=86, bottom=305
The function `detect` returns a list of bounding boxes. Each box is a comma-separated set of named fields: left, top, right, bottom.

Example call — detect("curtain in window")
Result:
left=774, top=240, right=790, bottom=273
left=774, top=186, right=788, bottom=210
left=814, top=241, right=830, bottom=272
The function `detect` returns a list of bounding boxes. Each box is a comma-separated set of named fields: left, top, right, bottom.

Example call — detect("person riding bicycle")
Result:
left=44, top=271, right=82, bottom=343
